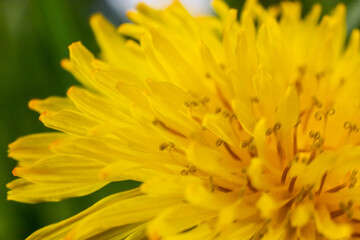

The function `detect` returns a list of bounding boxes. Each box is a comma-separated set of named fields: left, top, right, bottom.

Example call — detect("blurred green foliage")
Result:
left=0, top=0, right=359, bottom=239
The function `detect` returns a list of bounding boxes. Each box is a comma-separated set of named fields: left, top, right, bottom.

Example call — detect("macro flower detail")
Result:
left=7, top=0, right=360, bottom=239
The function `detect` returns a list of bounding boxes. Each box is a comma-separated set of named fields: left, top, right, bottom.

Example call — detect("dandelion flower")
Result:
left=7, top=0, right=360, bottom=239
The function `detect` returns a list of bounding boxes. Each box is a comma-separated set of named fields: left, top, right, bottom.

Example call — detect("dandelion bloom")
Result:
left=7, top=0, right=360, bottom=239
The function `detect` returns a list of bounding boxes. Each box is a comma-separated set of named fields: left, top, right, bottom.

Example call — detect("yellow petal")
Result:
left=184, top=181, right=238, bottom=210
left=148, top=29, right=203, bottom=91
left=212, top=0, right=230, bottom=19
left=256, top=193, right=277, bottom=218
left=90, top=14, right=147, bottom=71
left=13, top=154, right=106, bottom=183
left=290, top=201, right=314, bottom=227
left=202, top=113, right=236, bottom=145
left=276, top=86, right=299, bottom=133
left=232, top=99, right=256, bottom=135
left=39, top=109, right=99, bottom=136
left=7, top=178, right=106, bottom=204
left=252, top=66, right=284, bottom=123
left=141, top=176, right=201, bottom=198
left=67, top=86, right=133, bottom=127
left=253, top=118, right=267, bottom=159
left=218, top=199, right=257, bottom=230
left=8, top=133, right=68, bottom=164
left=67, top=41, right=95, bottom=87
left=163, top=224, right=215, bottom=240
left=247, top=157, right=264, bottom=190
left=148, top=203, right=216, bottom=239
left=99, top=161, right=182, bottom=183
left=66, top=195, right=182, bottom=240
left=28, top=96, right=74, bottom=114
left=315, top=205, right=352, bottom=239
left=118, top=23, right=146, bottom=39
left=26, top=188, right=141, bottom=239
left=187, top=142, right=243, bottom=184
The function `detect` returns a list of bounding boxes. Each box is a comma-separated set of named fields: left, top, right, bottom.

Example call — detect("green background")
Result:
left=0, top=0, right=359, bottom=239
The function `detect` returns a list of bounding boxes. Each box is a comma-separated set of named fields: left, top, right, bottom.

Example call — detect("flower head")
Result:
left=7, top=0, right=360, bottom=239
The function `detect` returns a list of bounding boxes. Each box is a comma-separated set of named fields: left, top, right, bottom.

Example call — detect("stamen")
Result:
left=308, top=131, right=324, bottom=164
left=302, top=185, right=314, bottom=201
left=266, top=123, right=281, bottom=136
left=248, top=143, right=258, bottom=158
left=200, top=97, right=210, bottom=105
left=298, top=66, right=306, bottom=75
left=222, top=111, right=230, bottom=118
left=185, top=101, right=199, bottom=108
left=159, top=143, right=168, bottom=151
left=331, top=200, right=353, bottom=219
left=285, top=197, right=295, bottom=208
left=216, top=139, right=223, bottom=147
left=231, top=113, right=237, bottom=120
left=312, top=96, right=323, bottom=108
left=217, top=186, right=232, bottom=193
left=330, top=209, right=345, bottom=218
left=241, top=138, right=257, bottom=157
left=316, top=171, right=327, bottom=195
left=273, top=123, right=281, bottom=132
left=344, top=121, right=359, bottom=140
left=181, top=165, right=197, bottom=176
left=188, top=166, right=197, bottom=174
left=288, top=177, right=297, bottom=194
left=276, top=141, right=285, bottom=164
left=247, top=177, right=258, bottom=193
left=250, top=97, right=259, bottom=103
left=309, top=131, right=321, bottom=140
left=295, top=66, right=306, bottom=94
left=191, top=101, right=198, bottom=107
left=295, top=80, right=302, bottom=94
left=315, top=107, right=335, bottom=139
left=293, top=119, right=301, bottom=155
left=315, top=72, right=325, bottom=80
left=223, top=142, right=242, bottom=161
left=216, top=139, right=242, bottom=161
left=308, top=151, right=316, bottom=164
left=153, top=119, right=187, bottom=138
left=349, top=170, right=358, bottom=188
left=326, top=183, right=347, bottom=193
left=266, top=128, right=273, bottom=136
left=315, top=108, right=335, bottom=121
left=351, top=218, right=360, bottom=223
left=352, top=233, right=360, bottom=238
left=209, top=176, right=215, bottom=192
left=281, top=166, right=290, bottom=184
left=241, top=137, right=253, bottom=148
left=302, top=96, right=322, bottom=132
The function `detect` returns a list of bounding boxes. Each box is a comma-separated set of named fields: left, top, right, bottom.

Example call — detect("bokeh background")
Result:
left=0, top=0, right=359, bottom=239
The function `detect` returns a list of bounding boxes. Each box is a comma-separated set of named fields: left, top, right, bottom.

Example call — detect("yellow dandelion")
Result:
left=7, top=0, right=360, bottom=239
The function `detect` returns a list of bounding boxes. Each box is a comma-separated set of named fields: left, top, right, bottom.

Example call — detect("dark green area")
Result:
left=0, top=0, right=359, bottom=239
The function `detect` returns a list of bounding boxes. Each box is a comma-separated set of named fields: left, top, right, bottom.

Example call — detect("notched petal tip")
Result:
left=66, top=86, right=76, bottom=96
left=89, top=13, right=104, bottom=26
left=28, top=99, right=40, bottom=110
left=68, top=41, right=82, bottom=50
left=60, top=58, right=72, bottom=71
left=12, top=167, right=23, bottom=177
left=39, top=111, right=47, bottom=122
left=136, top=2, right=150, bottom=11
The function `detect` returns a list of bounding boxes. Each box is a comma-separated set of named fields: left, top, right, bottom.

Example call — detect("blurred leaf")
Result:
left=347, top=0, right=360, bottom=32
